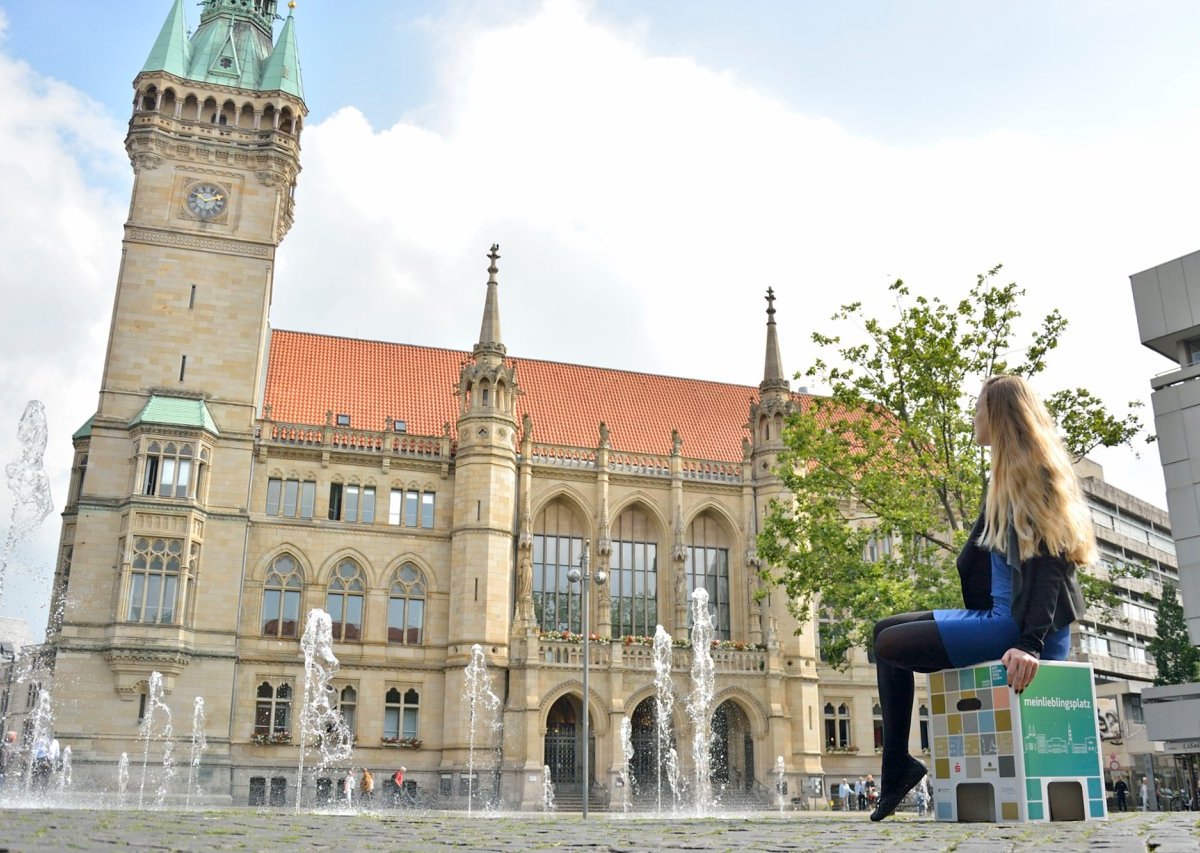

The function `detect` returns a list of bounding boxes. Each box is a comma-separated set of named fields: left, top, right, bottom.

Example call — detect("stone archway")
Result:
left=711, top=700, right=754, bottom=792
left=543, top=694, right=596, bottom=788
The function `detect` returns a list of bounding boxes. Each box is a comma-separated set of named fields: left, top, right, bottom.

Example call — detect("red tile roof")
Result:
left=265, top=330, right=812, bottom=462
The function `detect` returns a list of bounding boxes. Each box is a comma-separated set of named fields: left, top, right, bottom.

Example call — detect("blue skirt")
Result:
left=934, top=552, right=1070, bottom=668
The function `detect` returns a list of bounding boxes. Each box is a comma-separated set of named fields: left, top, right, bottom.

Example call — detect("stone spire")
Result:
left=760, top=287, right=789, bottom=394
left=474, top=244, right=506, bottom=359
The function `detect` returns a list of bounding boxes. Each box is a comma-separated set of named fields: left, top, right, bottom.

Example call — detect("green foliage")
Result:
left=1148, top=582, right=1200, bottom=686
left=757, top=267, right=1146, bottom=668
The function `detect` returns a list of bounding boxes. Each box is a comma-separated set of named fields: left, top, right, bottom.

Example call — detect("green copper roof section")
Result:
left=72, top=416, right=95, bottom=441
left=130, top=396, right=220, bottom=436
left=186, top=11, right=274, bottom=90
left=259, top=10, right=304, bottom=100
left=141, top=0, right=191, bottom=77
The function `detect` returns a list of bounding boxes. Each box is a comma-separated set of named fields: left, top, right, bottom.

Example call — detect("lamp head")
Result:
left=567, top=566, right=582, bottom=584
left=593, top=568, right=608, bottom=586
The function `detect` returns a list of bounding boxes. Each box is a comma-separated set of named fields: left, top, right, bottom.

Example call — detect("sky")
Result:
left=2, top=0, right=1200, bottom=628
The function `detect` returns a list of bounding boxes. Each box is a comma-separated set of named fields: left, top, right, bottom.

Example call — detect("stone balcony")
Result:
left=535, top=637, right=768, bottom=675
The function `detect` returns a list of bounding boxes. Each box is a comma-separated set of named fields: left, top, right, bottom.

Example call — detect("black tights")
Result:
left=873, top=612, right=953, bottom=757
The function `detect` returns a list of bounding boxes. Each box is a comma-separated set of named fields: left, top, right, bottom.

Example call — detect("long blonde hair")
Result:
left=978, top=374, right=1097, bottom=566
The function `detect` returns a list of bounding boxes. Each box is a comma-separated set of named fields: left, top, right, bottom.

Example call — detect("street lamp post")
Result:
left=567, top=539, right=606, bottom=819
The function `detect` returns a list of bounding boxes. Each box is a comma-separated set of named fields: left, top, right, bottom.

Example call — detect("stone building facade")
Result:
left=46, top=0, right=917, bottom=808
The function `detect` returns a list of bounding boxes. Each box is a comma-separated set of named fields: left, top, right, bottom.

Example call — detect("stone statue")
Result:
left=671, top=429, right=682, bottom=455
left=599, top=421, right=610, bottom=447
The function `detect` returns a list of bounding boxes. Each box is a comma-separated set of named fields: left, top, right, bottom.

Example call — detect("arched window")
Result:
left=919, top=704, right=930, bottom=752
left=383, top=687, right=420, bottom=742
left=387, top=563, right=426, bottom=644
left=335, top=686, right=357, bottom=737
left=254, top=681, right=292, bottom=738
left=873, top=702, right=884, bottom=751
left=326, top=560, right=364, bottom=642
left=262, top=554, right=302, bottom=637
left=610, top=506, right=658, bottom=638
left=685, top=513, right=731, bottom=639
left=127, top=537, right=183, bottom=624
left=143, top=441, right=195, bottom=498
left=824, top=701, right=852, bottom=750
left=532, top=501, right=585, bottom=633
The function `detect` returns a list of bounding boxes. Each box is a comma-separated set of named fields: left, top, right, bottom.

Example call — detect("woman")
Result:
left=869, top=374, right=1095, bottom=821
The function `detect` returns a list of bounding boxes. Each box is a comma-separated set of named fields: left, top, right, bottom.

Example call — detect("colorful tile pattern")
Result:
left=929, top=661, right=1107, bottom=823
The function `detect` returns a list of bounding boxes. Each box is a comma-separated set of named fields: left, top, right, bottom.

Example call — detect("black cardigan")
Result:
left=956, top=509, right=1087, bottom=657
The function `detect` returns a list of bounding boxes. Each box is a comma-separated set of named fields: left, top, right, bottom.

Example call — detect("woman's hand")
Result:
left=1000, top=647, right=1040, bottom=693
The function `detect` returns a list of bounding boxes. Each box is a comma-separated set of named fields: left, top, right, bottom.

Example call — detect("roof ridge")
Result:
left=271, top=328, right=814, bottom=395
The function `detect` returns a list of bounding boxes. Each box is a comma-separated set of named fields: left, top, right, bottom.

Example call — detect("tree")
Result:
left=1148, top=582, right=1200, bottom=685
left=757, top=267, right=1146, bottom=668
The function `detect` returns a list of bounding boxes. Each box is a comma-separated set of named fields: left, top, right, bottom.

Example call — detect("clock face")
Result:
left=186, top=183, right=228, bottom=219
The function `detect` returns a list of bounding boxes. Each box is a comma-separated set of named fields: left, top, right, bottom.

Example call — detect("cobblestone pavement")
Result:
left=0, top=808, right=1196, bottom=852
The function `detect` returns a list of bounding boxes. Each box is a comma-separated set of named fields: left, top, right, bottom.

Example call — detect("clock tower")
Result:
left=49, top=0, right=306, bottom=778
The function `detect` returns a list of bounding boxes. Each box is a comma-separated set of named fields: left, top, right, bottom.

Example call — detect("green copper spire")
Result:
left=141, top=0, right=191, bottom=77
left=259, top=7, right=304, bottom=100
left=139, top=0, right=304, bottom=103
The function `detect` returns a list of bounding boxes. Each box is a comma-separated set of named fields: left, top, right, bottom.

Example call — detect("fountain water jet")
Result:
left=117, top=752, right=129, bottom=797
left=138, top=671, right=172, bottom=808
left=619, top=716, right=635, bottom=811
left=22, top=688, right=54, bottom=798
left=775, top=755, right=786, bottom=813
left=296, top=609, right=353, bottom=810
left=187, top=697, right=207, bottom=807
left=541, top=764, right=555, bottom=812
left=687, top=588, right=716, bottom=815
left=0, top=401, right=53, bottom=609
left=462, top=643, right=502, bottom=815
left=652, top=625, right=678, bottom=813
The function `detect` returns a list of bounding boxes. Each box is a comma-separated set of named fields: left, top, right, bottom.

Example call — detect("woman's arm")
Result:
left=1003, top=553, right=1073, bottom=691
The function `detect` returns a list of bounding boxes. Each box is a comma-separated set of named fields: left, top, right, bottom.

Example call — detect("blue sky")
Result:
left=2, top=0, right=1199, bottom=626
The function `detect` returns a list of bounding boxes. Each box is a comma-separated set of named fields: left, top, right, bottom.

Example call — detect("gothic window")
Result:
left=328, top=484, right=375, bottom=523
left=532, top=501, right=584, bottom=634
left=254, top=681, right=292, bottom=737
left=335, top=686, right=357, bottom=737
left=389, top=489, right=436, bottom=528
left=69, top=453, right=88, bottom=504
left=262, top=554, right=303, bottom=637
left=265, top=478, right=316, bottom=518
left=127, top=537, right=183, bottom=624
left=326, top=560, right=365, bottom=642
left=387, top=563, right=426, bottom=644
left=873, top=702, right=884, bottom=750
left=685, top=513, right=731, bottom=640
left=384, top=687, right=420, bottom=741
left=142, top=441, right=196, bottom=498
left=610, top=506, right=658, bottom=638
left=824, top=702, right=852, bottom=750
left=919, top=705, right=930, bottom=751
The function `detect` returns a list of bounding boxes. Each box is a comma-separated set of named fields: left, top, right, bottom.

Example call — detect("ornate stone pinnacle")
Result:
left=765, top=287, right=776, bottom=321
left=487, top=244, right=500, bottom=281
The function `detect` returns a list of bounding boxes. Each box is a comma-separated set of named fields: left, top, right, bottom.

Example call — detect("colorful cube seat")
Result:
left=928, top=660, right=1106, bottom=822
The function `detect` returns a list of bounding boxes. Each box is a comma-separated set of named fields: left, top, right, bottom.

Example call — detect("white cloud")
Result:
left=0, top=38, right=127, bottom=625
left=3, top=0, right=1191, bottom=621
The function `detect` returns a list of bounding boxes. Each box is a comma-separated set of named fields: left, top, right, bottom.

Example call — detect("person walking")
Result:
left=869, top=374, right=1094, bottom=822
left=392, top=766, right=407, bottom=805
left=360, top=768, right=375, bottom=805
left=855, top=777, right=866, bottom=811
left=865, top=774, right=877, bottom=809
left=1114, top=776, right=1128, bottom=812
left=1140, top=776, right=1149, bottom=811
left=839, top=778, right=852, bottom=811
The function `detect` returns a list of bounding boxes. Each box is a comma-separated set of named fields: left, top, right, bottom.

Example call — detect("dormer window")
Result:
left=393, top=419, right=407, bottom=433
left=336, top=413, right=350, bottom=427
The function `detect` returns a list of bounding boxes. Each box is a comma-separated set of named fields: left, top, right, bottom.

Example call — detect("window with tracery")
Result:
left=610, top=506, right=658, bottom=638
left=326, top=560, right=364, bottom=642
left=532, top=502, right=584, bottom=633
left=262, top=554, right=303, bottom=637
left=127, top=537, right=183, bottom=624
left=685, top=513, right=731, bottom=640
left=387, top=563, right=426, bottom=644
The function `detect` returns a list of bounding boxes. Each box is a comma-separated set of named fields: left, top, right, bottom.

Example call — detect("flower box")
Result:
left=250, top=732, right=292, bottom=746
left=380, top=736, right=422, bottom=749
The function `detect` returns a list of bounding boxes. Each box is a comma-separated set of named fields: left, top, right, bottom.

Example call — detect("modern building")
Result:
left=46, top=0, right=905, bottom=809
left=1129, top=250, right=1200, bottom=807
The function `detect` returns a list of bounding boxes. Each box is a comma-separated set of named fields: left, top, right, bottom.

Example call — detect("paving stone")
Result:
left=0, top=808, right=1196, bottom=852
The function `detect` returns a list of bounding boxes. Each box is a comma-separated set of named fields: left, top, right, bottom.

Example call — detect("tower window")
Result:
left=179, top=355, right=187, bottom=382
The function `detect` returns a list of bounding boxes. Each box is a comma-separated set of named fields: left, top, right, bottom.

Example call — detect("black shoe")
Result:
left=870, top=757, right=926, bottom=822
